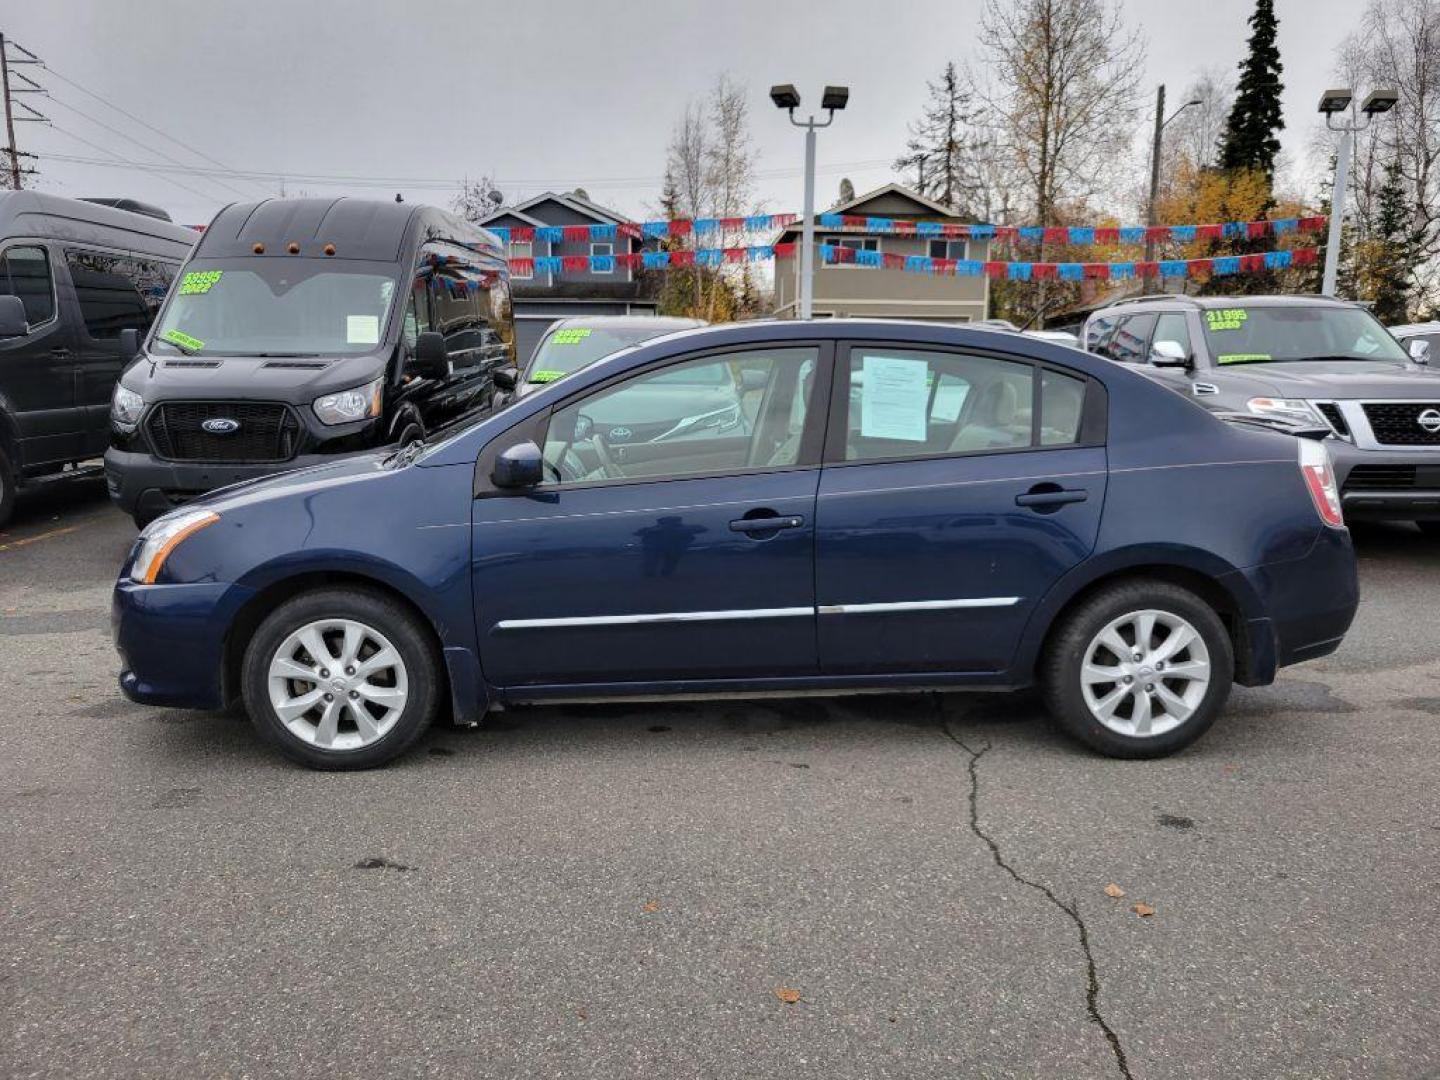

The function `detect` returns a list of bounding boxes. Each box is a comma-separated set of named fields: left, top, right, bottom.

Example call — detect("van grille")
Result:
left=1361, top=402, right=1440, bottom=445
left=146, top=402, right=301, bottom=463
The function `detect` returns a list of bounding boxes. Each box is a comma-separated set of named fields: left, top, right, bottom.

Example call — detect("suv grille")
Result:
left=1361, top=402, right=1440, bottom=446
left=146, top=402, right=302, bottom=463
left=1315, top=402, right=1350, bottom=437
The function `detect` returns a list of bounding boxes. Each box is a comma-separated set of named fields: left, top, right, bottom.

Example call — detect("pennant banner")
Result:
left=508, top=243, right=796, bottom=277
left=487, top=213, right=1326, bottom=248
left=817, top=243, right=1320, bottom=280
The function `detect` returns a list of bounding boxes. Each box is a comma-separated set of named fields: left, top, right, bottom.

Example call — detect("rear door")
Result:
left=471, top=342, right=830, bottom=689
left=0, top=242, right=80, bottom=468
left=815, top=341, right=1107, bottom=675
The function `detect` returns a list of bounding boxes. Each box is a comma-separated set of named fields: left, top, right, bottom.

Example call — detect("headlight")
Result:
left=130, top=510, right=219, bottom=584
left=313, top=377, right=383, bottom=425
left=1247, top=397, right=1321, bottom=424
left=111, top=384, right=145, bottom=431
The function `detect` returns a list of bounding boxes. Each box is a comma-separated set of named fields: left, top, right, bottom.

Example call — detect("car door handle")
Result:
left=1015, top=488, right=1087, bottom=508
left=729, top=514, right=805, bottom=533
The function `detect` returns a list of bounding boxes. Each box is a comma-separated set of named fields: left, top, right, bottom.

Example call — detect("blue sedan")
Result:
left=113, top=320, right=1359, bottom=768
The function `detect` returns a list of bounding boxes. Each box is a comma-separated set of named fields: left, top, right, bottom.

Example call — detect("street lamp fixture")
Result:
left=1319, top=87, right=1398, bottom=295
left=772, top=83, right=851, bottom=319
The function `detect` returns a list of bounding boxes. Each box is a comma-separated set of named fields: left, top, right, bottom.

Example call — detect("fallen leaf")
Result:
left=1103, top=883, right=1126, bottom=898
left=642, top=901, right=660, bottom=913
left=775, top=987, right=801, bottom=1004
left=1133, top=902, right=1156, bottom=917
left=577, top=1008, right=588, bottom=1020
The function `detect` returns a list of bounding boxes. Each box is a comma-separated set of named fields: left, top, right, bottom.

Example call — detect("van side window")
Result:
left=65, top=249, right=176, bottom=340
left=421, top=243, right=511, bottom=369
left=0, top=245, right=55, bottom=325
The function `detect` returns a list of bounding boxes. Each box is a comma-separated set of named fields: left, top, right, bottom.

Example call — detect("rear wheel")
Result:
left=1041, top=579, right=1234, bottom=758
left=241, top=588, right=440, bottom=769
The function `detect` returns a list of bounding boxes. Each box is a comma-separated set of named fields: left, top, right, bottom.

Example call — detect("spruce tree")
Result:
left=1218, top=0, right=1284, bottom=179
left=1370, top=156, right=1415, bottom=322
left=893, top=62, right=981, bottom=212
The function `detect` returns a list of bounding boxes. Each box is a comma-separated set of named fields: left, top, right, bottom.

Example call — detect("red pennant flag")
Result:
left=1240, top=253, right=1266, bottom=271
left=616, top=252, right=643, bottom=269
left=670, top=249, right=695, bottom=267
left=935, top=258, right=957, bottom=274
left=724, top=247, right=746, bottom=263
left=668, top=219, right=693, bottom=237
left=985, top=261, right=1008, bottom=278
left=1246, top=221, right=1268, bottom=239
left=832, top=245, right=857, bottom=263
left=1197, top=223, right=1224, bottom=241
left=720, top=217, right=745, bottom=231
left=774, top=242, right=797, bottom=258
left=994, top=226, right=1018, bottom=242
left=1032, top=263, right=1058, bottom=280
left=562, top=225, right=590, bottom=243
left=1093, top=227, right=1120, bottom=245
left=883, top=252, right=906, bottom=268
left=510, top=227, right=535, bottom=242
left=561, top=255, right=588, bottom=273
left=1144, top=226, right=1169, bottom=242
left=941, top=223, right=967, bottom=238
left=1189, top=258, right=1213, bottom=276
left=891, top=220, right=916, bottom=235
left=508, top=259, right=534, bottom=276
left=1291, top=246, right=1319, bottom=265
left=1136, top=261, right=1160, bottom=277
left=1043, top=227, right=1068, bottom=245
left=1298, top=215, right=1327, bottom=232
left=617, top=222, right=642, bottom=239
left=841, top=215, right=866, bottom=229
left=1083, top=263, right=1111, bottom=279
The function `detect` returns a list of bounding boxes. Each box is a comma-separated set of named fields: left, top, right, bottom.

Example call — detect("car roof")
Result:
left=548, top=315, right=708, bottom=332
left=1389, top=322, right=1440, bottom=335
left=1096, top=293, right=1361, bottom=315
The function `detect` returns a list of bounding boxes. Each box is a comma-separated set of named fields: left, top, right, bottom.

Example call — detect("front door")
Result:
left=472, top=343, right=829, bottom=690
left=816, top=342, right=1107, bottom=675
left=0, top=243, right=79, bottom=468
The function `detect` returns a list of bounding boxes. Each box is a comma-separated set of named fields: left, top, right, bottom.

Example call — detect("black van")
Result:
left=0, top=192, right=197, bottom=525
left=104, top=197, right=515, bottom=525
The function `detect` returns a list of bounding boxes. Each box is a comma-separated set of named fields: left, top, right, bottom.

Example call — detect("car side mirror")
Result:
left=410, top=331, right=449, bottom=378
left=119, top=328, right=141, bottom=358
left=0, top=295, right=29, bottom=338
left=1408, top=338, right=1431, bottom=365
left=1150, top=339, right=1192, bottom=368
left=492, top=440, right=544, bottom=489
left=493, top=365, right=519, bottom=391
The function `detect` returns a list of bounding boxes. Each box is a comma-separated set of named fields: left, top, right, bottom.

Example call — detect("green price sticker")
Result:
left=160, top=328, right=205, bottom=353
left=178, top=270, right=223, bottom=295
left=1205, top=308, right=1249, bottom=332
left=551, top=328, right=592, bottom=345
left=528, top=369, right=567, bottom=383
left=1217, top=353, right=1271, bottom=365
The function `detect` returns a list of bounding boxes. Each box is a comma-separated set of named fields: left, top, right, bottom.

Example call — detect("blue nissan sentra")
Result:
left=112, top=320, right=1359, bottom=769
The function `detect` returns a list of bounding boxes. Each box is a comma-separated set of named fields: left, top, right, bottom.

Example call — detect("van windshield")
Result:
left=152, top=259, right=398, bottom=356
left=1199, top=305, right=1409, bottom=366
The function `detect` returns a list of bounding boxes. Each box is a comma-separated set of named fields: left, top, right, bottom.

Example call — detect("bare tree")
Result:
left=894, top=61, right=985, bottom=213
left=451, top=174, right=504, bottom=224
left=1167, top=67, right=1234, bottom=175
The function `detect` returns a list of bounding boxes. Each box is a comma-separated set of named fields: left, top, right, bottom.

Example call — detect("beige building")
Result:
left=772, top=184, right=990, bottom=323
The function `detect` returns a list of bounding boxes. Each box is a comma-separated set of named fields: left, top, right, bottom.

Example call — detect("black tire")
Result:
left=0, top=444, right=15, bottom=528
left=1040, top=579, right=1234, bottom=759
left=1416, top=521, right=1440, bottom=537
left=241, top=587, right=440, bottom=769
left=132, top=508, right=162, bottom=530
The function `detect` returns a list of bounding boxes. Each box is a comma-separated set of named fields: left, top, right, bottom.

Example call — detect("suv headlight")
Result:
left=111, top=384, right=145, bottom=431
left=130, top=509, right=219, bottom=584
left=1247, top=397, right=1321, bottom=424
left=313, top=377, right=384, bottom=426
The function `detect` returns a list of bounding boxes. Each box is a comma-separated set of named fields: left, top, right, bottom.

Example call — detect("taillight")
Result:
left=1298, top=438, right=1344, bottom=527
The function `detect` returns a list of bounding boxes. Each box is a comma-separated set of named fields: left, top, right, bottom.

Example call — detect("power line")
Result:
left=47, top=122, right=219, bottom=204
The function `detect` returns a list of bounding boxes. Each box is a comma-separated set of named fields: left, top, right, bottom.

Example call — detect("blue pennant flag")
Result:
left=744, top=214, right=772, bottom=231
left=489, top=226, right=510, bottom=245
left=1119, top=226, right=1145, bottom=245
left=693, top=218, right=720, bottom=236
left=905, top=255, right=933, bottom=274
left=916, top=221, right=943, bottom=238
left=1008, top=262, right=1033, bottom=281
left=1067, top=228, right=1095, bottom=246
left=1111, top=262, right=1136, bottom=279
left=818, top=213, right=842, bottom=229
left=536, top=226, right=564, bottom=244
left=1019, top=227, right=1044, bottom=242
left=867, top=217, right=893, bottom=233
left=1160, top=260, right=1188, bottom=277
left=1170, top=225, right=1196, bottom=243
left=747, top=245, right=773, bottom=261
left=1264, top=250, right=1292, bottom=270
left=818, top=244, right=837, bottom=263
left=1272, top=218, right=1298, bottom=235
left=969, top=225, right=995, bottom=239
left=1058, top=263, right=1084, bottom=281
left=642, top=251, right=670, bottom=269
left=696, top=248, right=725, bottom=267
left=1222, top=222, right=1245, bottom=239
left=1213, top=256, right=1241, bottom=275
left=590, top=255, right=616, bottom=274
left=534, top=256, right=563, bottom=275
left=956, top=260, right=983, bottom=276
left=642, top=221, right=669, bottom=239
left=855, top=248, right=883, bottom=268
left=588, top=224, right=617, bottom=241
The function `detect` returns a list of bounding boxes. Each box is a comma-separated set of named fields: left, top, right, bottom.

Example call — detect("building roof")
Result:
left=482, top=190, right=631, bottom=227
left=771, top=182, right=975, bottom=244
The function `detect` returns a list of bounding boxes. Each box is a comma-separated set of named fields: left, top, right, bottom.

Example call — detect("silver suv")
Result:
left=1083, top=294, right=1440, bottom=534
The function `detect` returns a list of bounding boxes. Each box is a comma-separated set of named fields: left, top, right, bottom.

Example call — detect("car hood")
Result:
left=121, top=349, right=388, bottom=404
left=1216, top=360, right=1440, bottom=398
left=179, top=447, right=396, bottom=515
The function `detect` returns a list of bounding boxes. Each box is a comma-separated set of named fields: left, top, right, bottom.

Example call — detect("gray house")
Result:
left=772, top=184, right=991, bottom=323
left=481, top=191, right=659, bottom=361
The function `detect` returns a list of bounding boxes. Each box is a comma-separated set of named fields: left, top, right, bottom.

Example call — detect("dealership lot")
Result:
left=3, top=485, right=1438, bottom=1080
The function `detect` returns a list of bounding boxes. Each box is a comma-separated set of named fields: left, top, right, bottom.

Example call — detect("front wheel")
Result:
left=1041, top=580, right=1234, bottom=759
left=241, top=588, right=440, bottom=769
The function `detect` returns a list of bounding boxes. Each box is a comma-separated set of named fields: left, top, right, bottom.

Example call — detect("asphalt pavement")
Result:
left=2, top=480, right=1438, bottom=1080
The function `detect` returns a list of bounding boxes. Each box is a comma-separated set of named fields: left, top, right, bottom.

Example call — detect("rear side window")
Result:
left=1086, top=315, right=1116, bottom=354
left=840, top=348, right=1091, bottom=462
left=0, top=245, right=55, bottom=325
left=65, top=249, right=175, bottom=340
left=1105, top=314, right=1156, bottom=363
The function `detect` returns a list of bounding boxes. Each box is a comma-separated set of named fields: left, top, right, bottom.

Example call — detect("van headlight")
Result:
left=111, top=385, right=145, bottom=431
left=130, top=510, right=219, bottom=584
left=313, top=377, right=384, bottom=425
left=1247, top=397, right=1321, bottom=424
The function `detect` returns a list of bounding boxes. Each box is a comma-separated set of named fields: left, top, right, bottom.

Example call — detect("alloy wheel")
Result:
left=267, top=618, right=408, bottom=751
left=1079, top=608, right=1211, bottom=738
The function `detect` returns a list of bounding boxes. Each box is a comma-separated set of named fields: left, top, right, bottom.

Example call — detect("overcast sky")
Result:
left=10, top=0, right=1362, bottom=227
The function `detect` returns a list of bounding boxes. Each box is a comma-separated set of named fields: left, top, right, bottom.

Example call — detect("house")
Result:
left=481, top=190, right=659, bottom=361
left=772, top=183, right=990, bottom=323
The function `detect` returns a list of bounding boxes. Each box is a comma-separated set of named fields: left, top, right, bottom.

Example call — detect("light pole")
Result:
left=1319, top=88, right=1398, bottom=296
left=771, top=83, right=849, bottom=320
left=1144, top=85, right=1202, bottom=264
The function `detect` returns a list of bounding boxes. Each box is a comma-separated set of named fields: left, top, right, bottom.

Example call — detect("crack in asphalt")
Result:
left=937, top=708, right=1134, bottom=1080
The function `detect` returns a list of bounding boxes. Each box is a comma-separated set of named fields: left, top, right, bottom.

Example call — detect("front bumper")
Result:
left=1326, top=439, right=1440, bottom=522
left=105, top=447, right=342, bottom=518
left=113, top=578, right=254, bottom=710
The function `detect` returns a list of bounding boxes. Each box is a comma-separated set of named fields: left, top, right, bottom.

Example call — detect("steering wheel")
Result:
left=590, top=430, right=625, bottom=479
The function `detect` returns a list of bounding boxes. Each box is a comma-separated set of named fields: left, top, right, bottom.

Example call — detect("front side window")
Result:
left=66, top=248, right=174, bottom=340
left=1200, top=304, right=1409, bottom=366
left=842, top=347, right=1088, bottom=462
left=0, top=245, right=55, bottom=325
left=540, top=347, right=819, bottom=485
left=153, top=258, right=397, bottom=356
left=1106, top=314, right=1156, bottom=364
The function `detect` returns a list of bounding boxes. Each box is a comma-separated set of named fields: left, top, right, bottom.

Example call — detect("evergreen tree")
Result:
left=1218, top=0, right=1284, bottom=180
left=894, top=62, right=982, bottom=212
left=1368, top=155, right=1415, bottom=321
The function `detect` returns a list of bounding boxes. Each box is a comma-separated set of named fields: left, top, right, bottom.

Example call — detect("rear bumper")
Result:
left=1327, top=441, right=1440, bottom=522
left=113, top=578, right=253, bottom=710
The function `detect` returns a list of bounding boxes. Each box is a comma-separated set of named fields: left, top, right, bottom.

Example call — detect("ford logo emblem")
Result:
left=202, top=417, right=241, bottom=434
left=608, top=426, right=632, bottom=442
left=1418, top=408, right=1440, bottom=434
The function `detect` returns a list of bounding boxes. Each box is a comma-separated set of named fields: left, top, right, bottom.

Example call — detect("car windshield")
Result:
left=152, top=259, right=398, bottom=357
left=1200, top=305, right=1409, bottom=366
left=525, top=325, right=684, bottom=384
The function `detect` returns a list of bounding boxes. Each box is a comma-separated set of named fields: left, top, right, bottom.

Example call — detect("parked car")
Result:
left=1388, top=320, right=1440, bottom=363
left=103, top=197, right=514, bottom=527
left=113, top=319, right=1358, bottom=769
left=503, top=315, right=706, bottom=401
left=0, top=192, right=197, bottom=526
left=1084, top=294, right=1440, bottom=534
left=1024, top=329, right=1081, bottom=348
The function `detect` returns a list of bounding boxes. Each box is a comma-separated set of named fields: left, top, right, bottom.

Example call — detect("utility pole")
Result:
left=0, top=35, right=45, bottom=190
left=1145, top=84, right=1165, bottom=264
left=1, top=33, right=22, bottom=189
